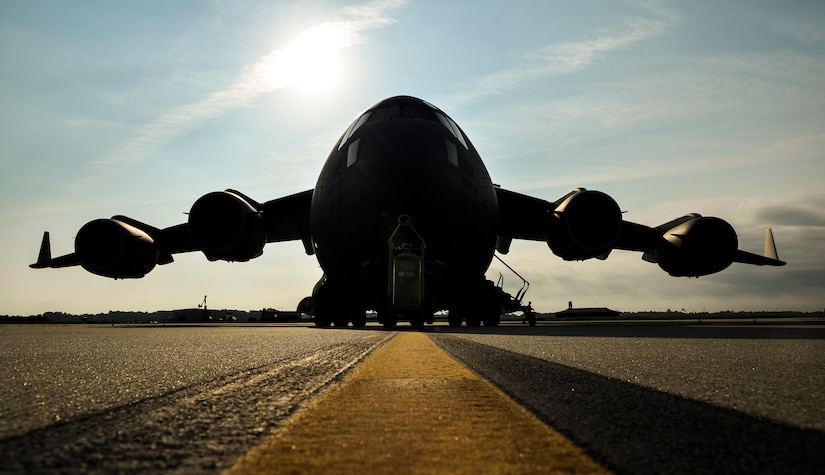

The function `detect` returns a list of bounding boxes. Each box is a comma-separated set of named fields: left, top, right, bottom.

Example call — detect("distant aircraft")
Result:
left=31, top=96, right=785, bottom=328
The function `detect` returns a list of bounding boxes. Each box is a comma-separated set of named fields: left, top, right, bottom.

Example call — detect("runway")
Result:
left=1, top=321, right=823, bottom=473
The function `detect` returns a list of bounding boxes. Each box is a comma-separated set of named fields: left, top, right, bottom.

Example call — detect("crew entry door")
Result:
left=388, top=215, right=425, bottom=310
left=392, top=248, right=423, bottom=307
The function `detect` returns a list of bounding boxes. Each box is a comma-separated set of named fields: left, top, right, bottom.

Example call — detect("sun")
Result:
left=274, top=24, right=350, bottom=93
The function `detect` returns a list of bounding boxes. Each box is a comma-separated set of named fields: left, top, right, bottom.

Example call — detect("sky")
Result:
left=1, top=0, right=823, bottom=316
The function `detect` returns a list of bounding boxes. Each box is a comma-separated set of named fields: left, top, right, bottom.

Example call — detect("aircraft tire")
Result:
left=379, top=311, right=398, bottom=329
left=297, top=296, right=315, bottom=316
left=351, top=312, right=367, bottom=328
left=465, top=317, right=481, bottom=327
left=483, top=312, right=501, bottom=327
left=311, top=281, right=334, bottom=328
left=408, top=312, right=425, bottom=329
left=425, top=311, right=435, bottom=325
left=448, top=300, right=472, bottom=327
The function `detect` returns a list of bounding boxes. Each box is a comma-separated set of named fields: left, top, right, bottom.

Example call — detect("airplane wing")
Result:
left=495, top=186, right=625, bottom=259
left=31, top=188, right=314, bottom=278
left=30, top=219, right=196, bottom=271
left=495, top=187, right=552, bottom=244
left=30, top=231, right=80, bottom=268
left=496, top=186, right=785, bottom=277
left=262, top=189, right=313, bottom=253
left=614, top=218, right=786, bottom=267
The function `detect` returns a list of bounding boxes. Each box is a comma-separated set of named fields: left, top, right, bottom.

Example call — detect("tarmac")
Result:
left=228, top=332, right=607, bottom=474
left=1, top=321, right=823, bottom=473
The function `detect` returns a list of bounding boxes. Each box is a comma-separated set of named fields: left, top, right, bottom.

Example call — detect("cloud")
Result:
left=771, top=16, right=825, bottom=45
left=511, top=129, right=825, bottom=193
left=755, top=191, right=825, bottom=228
left=754, top=133, right=825, bottom=166
left=77, top=0, right=408, bottom=187
left=440, top=3, right=680, bottom=108
left=464, top=42, right=825, bottom=194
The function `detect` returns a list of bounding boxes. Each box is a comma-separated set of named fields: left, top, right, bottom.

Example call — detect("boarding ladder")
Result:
left=493, top=253, right=530, bottom=312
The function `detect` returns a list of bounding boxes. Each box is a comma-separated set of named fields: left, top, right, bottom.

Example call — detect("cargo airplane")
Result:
left=31, top=96, right=786, bottom=328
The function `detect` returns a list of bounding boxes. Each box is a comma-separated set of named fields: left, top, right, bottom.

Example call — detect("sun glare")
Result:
left=274, top=24, right=350, bottom=93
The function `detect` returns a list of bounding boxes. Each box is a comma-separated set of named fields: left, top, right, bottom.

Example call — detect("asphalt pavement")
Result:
left=430, top=323, right=825, bottom=474
left=0, top=324, right=390, bottom=473
left=1, top=322, right=822, bottom=474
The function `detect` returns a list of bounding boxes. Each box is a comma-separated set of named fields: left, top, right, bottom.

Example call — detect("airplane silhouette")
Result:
left=31, top=96, right=785, bottom=328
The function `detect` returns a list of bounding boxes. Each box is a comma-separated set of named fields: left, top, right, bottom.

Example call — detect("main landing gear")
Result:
left=447, top=279, right=505, bottom=328
left=301, top=276, right=522, bottom=329
left=302, top=217, right=528, bottom=329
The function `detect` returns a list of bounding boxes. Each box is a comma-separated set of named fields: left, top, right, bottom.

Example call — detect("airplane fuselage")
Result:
left=310, top=96, right=499, bottom=322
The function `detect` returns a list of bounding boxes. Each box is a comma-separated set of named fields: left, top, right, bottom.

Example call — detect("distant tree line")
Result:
left=0, top=309, right=264, bottom=323
left=1, top=309, right=822, bottom=324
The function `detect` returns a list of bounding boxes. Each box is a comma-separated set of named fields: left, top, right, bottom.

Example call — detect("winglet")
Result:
left=731, top=228, right=786, bottom=267
left=31, top=232, right=52, bottom=268
left=30, top=231, right=80, bottom=269
left=764, top=228, right=779, bottom=261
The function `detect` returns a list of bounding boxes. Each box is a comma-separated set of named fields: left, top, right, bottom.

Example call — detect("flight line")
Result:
left=227, top=331, right=609, bottom=474
left=2, top=322, right=822, bottom=473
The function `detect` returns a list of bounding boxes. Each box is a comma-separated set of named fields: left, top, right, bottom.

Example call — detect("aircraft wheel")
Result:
left=380, top=311, right=398, bottom=329
left=297, top=296, right=315, bottom=316
left=332, top=315, right=349, bottom=327
left=482, top=306, right=501, bottom=326
left=408, top=312, right=425, bottom=329
left=483, top=313, right=500, bottom=327
left=311, top=281, right=334, bottom=328
left=465, top=316, right=481, bottom=327
left=425, top=311, right=435, bottom=325
left=448, top=301, right=471, bottom=327
left=351, top=312, right=367, bottom=328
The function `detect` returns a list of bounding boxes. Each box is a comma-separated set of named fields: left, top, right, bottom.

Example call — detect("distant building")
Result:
left=260, top=308, right=307, bottom=322
left=173, top=308, right=209, bottom=322
left=554, top=301, right=620, bottom=318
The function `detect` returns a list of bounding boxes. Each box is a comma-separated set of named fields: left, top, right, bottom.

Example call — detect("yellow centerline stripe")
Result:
left=226, top=332, right=609, bottom=474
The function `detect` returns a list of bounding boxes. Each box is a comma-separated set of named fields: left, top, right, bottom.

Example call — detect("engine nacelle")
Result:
left=650, top=216, right=738, bottom=277
left=188, top=190, right=266, bottom=261
left=75, top=219, right=158, bottom=278
left=546, top=189, right=622, bottom=260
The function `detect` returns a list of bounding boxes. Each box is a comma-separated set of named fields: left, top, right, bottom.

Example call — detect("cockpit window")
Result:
left=346, top=138, right=360, bottom=167
left=368, top=102, right=439, bottom=122
left=421, top=99, right=439, bottom=110
left=338, top=97, right=469, bottom=150
left=436, top=113, right=468, bottom=149
left=338, top=112, right=371, bottom=150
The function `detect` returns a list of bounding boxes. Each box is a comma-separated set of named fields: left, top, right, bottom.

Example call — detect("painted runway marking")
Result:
left=227, top=332, right=609, bottom=474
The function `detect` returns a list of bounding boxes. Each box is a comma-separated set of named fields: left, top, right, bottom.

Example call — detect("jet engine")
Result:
left=74, top=218, right=158, bottom=278
left=188, top=190, right=266, bottom=261
left=546, top=189, right=622, bottom=260
left=646, top=216, right=738, bottom=277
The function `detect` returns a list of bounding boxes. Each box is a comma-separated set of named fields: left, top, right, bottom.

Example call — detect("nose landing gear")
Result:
left=384, top=215, right=429, bottom=329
